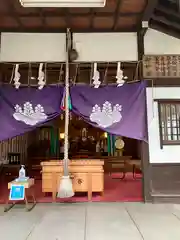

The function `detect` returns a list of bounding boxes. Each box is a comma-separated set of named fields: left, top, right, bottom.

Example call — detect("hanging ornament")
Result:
left=70, top=112, right=72, bottom=120
left=61, top=92, right=72, bottom=111
left=38, top=63, right=45, bottom=90
left=13, top=64, right=21, bottom=89
left=60, top=114, right=64, bottom=120
left=82, top=128, right=87, bottom=141
left=92, top=63, right=101, bottom=88
left=116, top=62, right=128, bottom=87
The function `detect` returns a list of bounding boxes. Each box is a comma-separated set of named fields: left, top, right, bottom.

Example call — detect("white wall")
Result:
left=0, top=32, right=138, bottom=62
left=145, top=29, right=180, bottom=163
left=0, top=33, right=66, bottom=62
left=1, top=29, right=180, bottom=62
left=145, top=29, right=180, bottom=55
left=146, top=87, right=180, bottom=163
left=73, top=33, right=138, bottom=62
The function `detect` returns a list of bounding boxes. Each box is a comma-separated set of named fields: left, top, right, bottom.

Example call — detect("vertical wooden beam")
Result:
left=137, top=26, right=152, bottom=202
left=90, top=8, right=95, bottom=30
left=8, top=0, right=23, bottom=27
left=39, top=8, right=46, bottom=28
left=112, top=0, right=123, bottom=30
left=0, top=32, right=3, bottom=85
left=139, top=0, right=158, bottom=36
left=65, top=9, right=71, bottom=29
left=137, top=28, right=144, bottom=79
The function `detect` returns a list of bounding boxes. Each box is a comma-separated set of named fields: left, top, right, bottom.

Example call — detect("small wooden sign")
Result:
left=143, top=55, right=180, bottom=78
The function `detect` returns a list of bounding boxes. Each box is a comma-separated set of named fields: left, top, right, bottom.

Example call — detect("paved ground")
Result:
left=1, top=202, right=180, bottom=239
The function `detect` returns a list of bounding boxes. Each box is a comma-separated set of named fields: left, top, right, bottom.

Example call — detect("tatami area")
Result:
left=1, top=203, right=180, bottom=240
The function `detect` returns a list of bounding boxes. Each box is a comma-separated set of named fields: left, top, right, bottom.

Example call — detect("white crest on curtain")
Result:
left=38, top=63, right=45, bottom=90
left=92, top=63, right=101, bottom=88
left=90, top=101, right=122, bottom=128
left=13, top=64, right=21, bottom=89
left=13, top=102, right=47, bottom=126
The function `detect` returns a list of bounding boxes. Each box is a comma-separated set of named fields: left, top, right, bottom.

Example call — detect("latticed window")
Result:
left=158, top=100, right=180, bottom=147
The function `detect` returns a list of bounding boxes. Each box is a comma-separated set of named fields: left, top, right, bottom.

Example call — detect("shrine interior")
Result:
left=0, top=112, right=143, bottom=203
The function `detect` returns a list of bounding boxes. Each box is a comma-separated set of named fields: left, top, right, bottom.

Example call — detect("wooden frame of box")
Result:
left=41, top=160, right=104, bottom=201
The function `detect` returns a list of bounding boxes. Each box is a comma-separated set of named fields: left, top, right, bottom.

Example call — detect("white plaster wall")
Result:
left=1, top=30, right=180, bottom=62
left=73, top=33, right=138, bottom=62
left=145, top=29, right=180, bottom=55
left=147, top=87, right=180, bottom=163
left=0, top=33, right=66, bottom=62
left=0, top=32, right=137, bottom=62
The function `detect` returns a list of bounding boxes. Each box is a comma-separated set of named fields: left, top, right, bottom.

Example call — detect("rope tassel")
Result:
left=61, top=91, right=72, bottom=111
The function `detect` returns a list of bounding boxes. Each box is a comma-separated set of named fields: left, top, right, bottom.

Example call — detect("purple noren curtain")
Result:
left=70, top=82, right=147, bottom=141
left=0, top=85, right=64, bottom=141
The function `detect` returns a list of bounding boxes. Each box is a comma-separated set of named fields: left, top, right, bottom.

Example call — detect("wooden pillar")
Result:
left=137, top=25, right=152, bottom=202
left=0, top=32, right=3, bottom=85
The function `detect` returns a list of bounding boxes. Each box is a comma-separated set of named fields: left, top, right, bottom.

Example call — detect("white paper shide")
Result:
left=90, top=101, right=122, bottom=128
left=13, top=102, right=47, bottom=126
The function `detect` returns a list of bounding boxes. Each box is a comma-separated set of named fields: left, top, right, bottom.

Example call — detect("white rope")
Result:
left=57, top=28, right=74, bottom=199
left=63, top=28, right=70, bottom=176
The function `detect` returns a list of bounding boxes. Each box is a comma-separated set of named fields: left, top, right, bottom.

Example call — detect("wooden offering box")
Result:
left=41, top=160, right=104, bottom=201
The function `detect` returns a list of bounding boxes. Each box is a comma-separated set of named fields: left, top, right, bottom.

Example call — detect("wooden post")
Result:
left=137, top=24, right=152, bottom=202
left=52, top=172, right=57, bottom=202
left=88, top=173, right=92, bottom=201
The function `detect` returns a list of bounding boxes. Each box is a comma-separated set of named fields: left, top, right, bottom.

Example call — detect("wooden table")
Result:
left=41, top=160, right=104, bottom=201
left=108, top=160, right=127, bottom=179
left=4, top=178, right=36, bottom=212
left=107, top=158, right=141, bottom=180
left=127, top=160, right=142, bottom=179
left=106, top=156, right=132, bottom=179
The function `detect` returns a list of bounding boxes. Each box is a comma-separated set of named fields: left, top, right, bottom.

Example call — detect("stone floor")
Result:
left=1, top=202, right=180, bottom=239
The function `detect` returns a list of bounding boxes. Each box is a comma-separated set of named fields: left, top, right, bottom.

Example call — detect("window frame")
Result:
left=156, top=99, right=180, bottom=149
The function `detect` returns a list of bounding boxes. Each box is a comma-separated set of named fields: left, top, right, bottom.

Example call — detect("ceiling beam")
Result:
left=152, top=14, right=180, bottom=31
left=142, top=0, right=158, bottom=21
left=153, top=6, right=180, bottom=33
left=39, top=8, right=46, bottom=28
left=0, top=11, right=141, bottom=18
left=156, top=5, right=180, bottom=20
left=112, top=0, right=123, bottom=30
left=89, top=8, right=95, bottom=30
left=65, top=9, right=71, bottom=28
left=137, top=0, right=158, bottom=36
left=150, top=20, right=180, bottom=39
left=0, top=26, right=138, bottom=33
left=6, top=0, right=23, bottom=27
